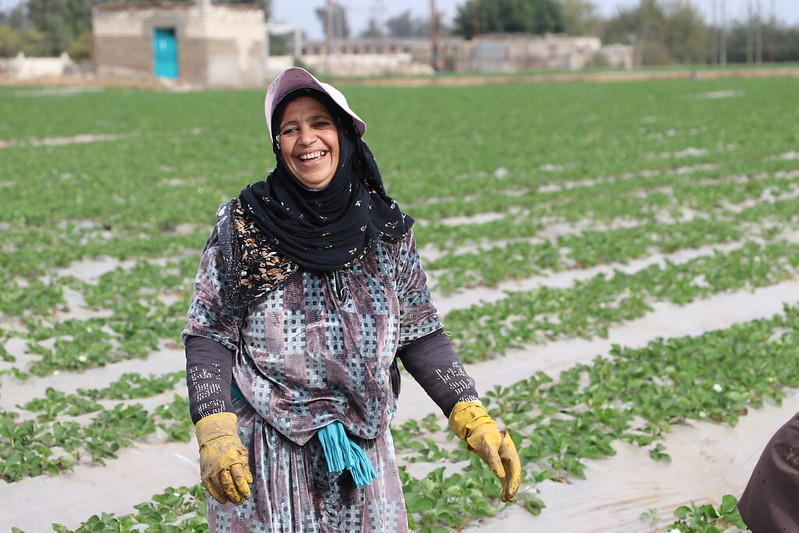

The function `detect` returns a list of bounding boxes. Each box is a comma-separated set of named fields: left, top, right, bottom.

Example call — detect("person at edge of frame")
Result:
left=738, top=411, right=799, bottom=532
left=181, top=66, right=522, bottom=532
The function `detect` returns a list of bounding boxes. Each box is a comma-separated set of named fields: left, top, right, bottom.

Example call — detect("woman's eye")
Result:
left=281, top=127, right=298, bottom=136
left=314, top=121, right=331, bottom=128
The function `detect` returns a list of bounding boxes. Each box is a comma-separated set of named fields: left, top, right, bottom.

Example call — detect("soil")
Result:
left=3, top=65, right=799, bottom=92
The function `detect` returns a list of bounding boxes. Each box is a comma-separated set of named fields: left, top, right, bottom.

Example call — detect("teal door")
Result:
left=153, top=28, right=178, bottom=79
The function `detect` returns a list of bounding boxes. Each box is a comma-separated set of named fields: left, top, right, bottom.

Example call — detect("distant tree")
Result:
left=771, top=26, right=799, bottom=62
left=453, top=0, right=566, bottom=39
left=0, top=4, right=27, bottom=31
left=663, top=0, right=709, bottom=62
left=725, top=20, right=799, bottom=63
left=0, top=25, right=23, bottom=56
left=0, top=22, right=48, bottom=57
left=26, top=0, right=67, bottom=55
left=603, top=0, right=708, bottom=65
left=360, top=16, right=383, bottom=38
left=21, top=26, right=47, bottom=55
left=66, top=0, right=94, bottom=38
left=386, top=10, right=413, bottom=37
left=385, top=9, right=426, bottom=38
left=67, top=29, right=92, bottom=61
left=315, top=1, right=350, bottom=42
left=25, top=0, right=94, bottom=55
left=559, top=0, right=601, bottom=36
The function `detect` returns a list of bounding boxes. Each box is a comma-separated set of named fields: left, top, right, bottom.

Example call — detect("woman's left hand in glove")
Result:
left=449, top=401, right=522, bottom=502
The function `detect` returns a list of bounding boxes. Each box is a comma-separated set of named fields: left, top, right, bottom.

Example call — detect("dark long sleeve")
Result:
left=397, top=328, right=480, bottom=417
left=185, top=334, right=235, bottom=424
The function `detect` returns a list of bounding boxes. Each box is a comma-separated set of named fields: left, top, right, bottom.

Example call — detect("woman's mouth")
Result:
left=299, top=151, right=327, bottom=162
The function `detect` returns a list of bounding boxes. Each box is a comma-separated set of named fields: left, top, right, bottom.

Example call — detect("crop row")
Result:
left=8, top=485, right=211, bottom=533
left=5, top=167, right=795, bottom=327
left=18, top=295, right=792, bottom=531
left=410, top=160, right=799, bottom=230
left=0, top=211, right=784, bottom=383
left=21, top=485, right=742, bottom=533
left=1, top=257, right=193, bottom=380
left=429, top=215, right=745, bottom=294
left=4, top=231, right=794, bottom=392
left=2, top=159, right=796, bottom=282
left=1, top=393, right=190, bottom=483
left=427, top=182, right=799, bottom=294
left=447, top=239, right=799, bottom=362
left=3, top=187, right=796, bottom=382
left=3, top=236, right=796, bottom=483
left=397, top=302, right=799, bottom=530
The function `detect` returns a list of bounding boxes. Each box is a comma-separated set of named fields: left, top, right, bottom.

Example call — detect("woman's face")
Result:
left=277, top=96, right=340, bottom=189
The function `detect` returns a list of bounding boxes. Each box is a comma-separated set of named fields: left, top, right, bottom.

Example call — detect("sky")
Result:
left=271, top=0, right=799, bottom=40
left=0, top=0, right=796, bottom=36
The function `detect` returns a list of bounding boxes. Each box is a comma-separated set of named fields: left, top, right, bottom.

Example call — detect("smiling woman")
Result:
left=180, top=67, right=521, bottom=532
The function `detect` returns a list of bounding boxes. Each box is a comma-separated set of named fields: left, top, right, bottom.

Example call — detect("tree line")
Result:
left=2, top=0, right=799, bottom=66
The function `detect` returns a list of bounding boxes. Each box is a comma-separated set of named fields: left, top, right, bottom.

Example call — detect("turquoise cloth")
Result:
left=231, top=380, right=246, bottom=402
left=317, top=422, right=377, bottom=488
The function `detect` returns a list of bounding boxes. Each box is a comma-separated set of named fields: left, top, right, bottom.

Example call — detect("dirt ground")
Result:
left=3, top=65, right=799, bottom=92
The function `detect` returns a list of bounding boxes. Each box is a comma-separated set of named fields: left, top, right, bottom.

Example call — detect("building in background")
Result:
left=300, top=35, right=633, bottom=77
left=92, top=0, right=266, bottom=88
left=3, top=1, right=634, bottom=87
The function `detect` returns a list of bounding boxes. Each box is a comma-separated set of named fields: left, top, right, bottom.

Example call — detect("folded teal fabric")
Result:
left=317, top=422, right=377, bottom=488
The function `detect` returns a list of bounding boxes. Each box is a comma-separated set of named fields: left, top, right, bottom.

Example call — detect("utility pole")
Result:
left=768, top=0, right=776, bottom=62
left=746, top=0, right=753, bottom=64
left=326, top=0, right=332, bottom=56
left=720, top=0, right=727, bottom=66
left=325, top=0, right=333, bottom=73
left=471, top=0, right=480, bottom=39
left=713, top=0, right=719, bottom=66
left=756, top=0, right=763, bottom=65
left=430, top=0, right=439, bottom=71
left=371, top=0, right=384, bottom=39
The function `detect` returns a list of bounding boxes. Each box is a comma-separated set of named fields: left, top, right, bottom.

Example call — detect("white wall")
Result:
left=0, top=52, right=75, bottom=80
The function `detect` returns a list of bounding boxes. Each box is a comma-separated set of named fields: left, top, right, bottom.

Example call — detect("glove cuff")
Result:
left=195, top=412, right=239, bottom=448
left=448, top=400, right=497, bottom=441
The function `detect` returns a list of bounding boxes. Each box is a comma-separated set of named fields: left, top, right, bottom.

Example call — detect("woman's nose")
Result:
left=299, top=128, right=316, bottom=145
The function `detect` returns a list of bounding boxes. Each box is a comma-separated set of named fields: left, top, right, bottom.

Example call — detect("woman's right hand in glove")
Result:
left=195, top=412, right=253, bottom=505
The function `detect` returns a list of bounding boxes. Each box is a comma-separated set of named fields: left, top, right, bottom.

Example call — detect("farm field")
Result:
left=1, top=74, right=799, bottom=532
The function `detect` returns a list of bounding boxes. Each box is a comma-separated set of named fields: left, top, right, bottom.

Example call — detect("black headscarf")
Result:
left=238, top=88, right=413, bottom=272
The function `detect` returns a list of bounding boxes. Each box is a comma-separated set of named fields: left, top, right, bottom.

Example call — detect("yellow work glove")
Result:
left=449, top=401, right=521, bottom=502
left=195, top=412, right=253, bottom=505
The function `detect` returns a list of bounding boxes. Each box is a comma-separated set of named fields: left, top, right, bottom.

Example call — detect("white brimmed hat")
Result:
left=264, top=67, right=367, bottom=140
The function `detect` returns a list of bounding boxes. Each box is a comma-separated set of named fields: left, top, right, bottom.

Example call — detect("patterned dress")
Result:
left=183, top=211, right=443, bottom=532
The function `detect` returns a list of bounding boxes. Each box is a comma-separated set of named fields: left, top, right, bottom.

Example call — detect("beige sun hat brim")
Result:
left=264, top=67, right=367, bottom=140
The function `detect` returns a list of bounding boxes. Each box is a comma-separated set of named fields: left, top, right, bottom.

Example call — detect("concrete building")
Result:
left=92, top=0, right=266, bottom=88
left=301, top=34, right=634, bottom=77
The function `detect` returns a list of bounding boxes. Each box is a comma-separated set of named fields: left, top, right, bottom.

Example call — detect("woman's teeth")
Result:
left=299, top=151, right=325, bottom=161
